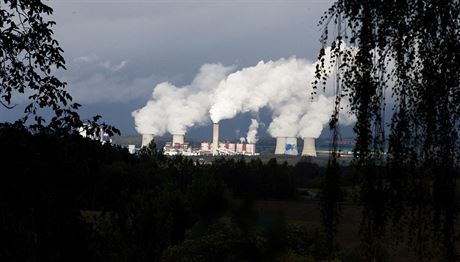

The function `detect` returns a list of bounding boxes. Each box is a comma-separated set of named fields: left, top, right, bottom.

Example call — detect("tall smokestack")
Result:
left=212, top=122, right=219, bottom=155
left=141, top=134, right=154, bottom=148
left=172, top=134, right=185, bottom=145
left=274, top=137, right=287, bottom=155
left=301, top=137, right=317, bottom=157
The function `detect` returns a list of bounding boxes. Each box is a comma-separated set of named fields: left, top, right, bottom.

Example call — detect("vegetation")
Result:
left=0, top=124, right=331, bottom=261
left=316, top=0, right=460, bottom=260
left=0, top=0, right=118, bottom=135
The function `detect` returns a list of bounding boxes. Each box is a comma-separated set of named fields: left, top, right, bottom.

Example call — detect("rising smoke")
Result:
left=209, top=58, right=315, bottom=124
left=267, top=96, right=304, bottom=138
left=246, top=119, right=259, bottom=143
left=209, top=55, right=354, bottom=139
left=132, top=63, right=233, bottom=136
left=133, top=49, right=355, bottom=139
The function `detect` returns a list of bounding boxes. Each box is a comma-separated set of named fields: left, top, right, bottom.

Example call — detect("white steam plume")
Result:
left=208, top=53, right=355, bottom=140
left=266, top=46, right=356, bottom=139
left=133, top=46, right=357, bottom=140
left=132, top=63, right=233, bottom=135
left=209, top=57, right=315, bottom=123
left=267, top=96, right=304, bottom=137
left=297, top=95, right=333, bottom=138
left=246, top=118, right=259, bottom=143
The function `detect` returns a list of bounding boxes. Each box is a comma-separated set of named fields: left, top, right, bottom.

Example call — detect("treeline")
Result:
left=0, top=124, right=332, bottom=261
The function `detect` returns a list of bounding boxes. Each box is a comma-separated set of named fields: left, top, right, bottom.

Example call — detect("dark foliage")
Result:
left=316, top=0, right=460, bottom=260
left=0, top=124, right=328, bottom=261
left=0, top=0, right=118, bottom=136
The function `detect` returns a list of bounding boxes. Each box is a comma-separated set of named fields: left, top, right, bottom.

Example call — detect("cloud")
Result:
left=132, top=63, right=233, bottom=135
left=98, top=60, right=128, bottom=72
left=62, top=55, right=163, bottom=104
left=73, top=55, right=99, bottom=63
left=66, top=73, right=161, bottom=104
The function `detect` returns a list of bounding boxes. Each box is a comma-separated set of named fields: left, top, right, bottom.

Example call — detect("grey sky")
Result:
left=3, top=0, right=339, bottom=137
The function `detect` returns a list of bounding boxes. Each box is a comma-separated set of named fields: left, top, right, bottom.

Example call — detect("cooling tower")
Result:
left=275, top=137, right=287, bottom=155
left=285, top=137, right=298, bottom=155
left=212, top=122, right=219, bottom=155
left=301, top=137, right=317, bottom=157
left=172, top=134, right=185, bottom=145
left=141, top=134, right=154, bottom=147
left=128, top=145, right=136, bottom=154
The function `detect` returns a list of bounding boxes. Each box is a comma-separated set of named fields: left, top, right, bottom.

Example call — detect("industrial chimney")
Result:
left=172, top=134, right=185, bottom=145
left=301, top=137, right=317, bottom=157
left=212, top=122, right=219, bottom=155
left=141, top=134, right=154, bottom=148
left=274, top=137, right=287, bottom=155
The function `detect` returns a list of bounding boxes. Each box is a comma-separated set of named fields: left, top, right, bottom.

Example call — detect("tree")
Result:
left=317, top=0, right=460, bottom=259
left=0, top=0, right=118, bottom=135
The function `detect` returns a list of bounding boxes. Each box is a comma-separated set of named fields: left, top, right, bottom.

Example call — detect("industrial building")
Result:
left=200, top=141, right=256, bottom=156
left=274, top=136, right=317, bottom=157
left=140, top=123, right=257, bottom=156
left=140, top=123, right=317, bottom=157
left=79, top=125, right=113, bottom=145
left=141, top=133, right=154, bottom=148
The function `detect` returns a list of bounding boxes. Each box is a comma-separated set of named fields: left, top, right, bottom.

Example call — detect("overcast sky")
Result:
left=3, top=0, right=340, bottom=137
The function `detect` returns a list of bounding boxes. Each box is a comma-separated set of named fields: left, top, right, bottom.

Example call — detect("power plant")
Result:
left=301, top=137, right=317, bottom=157
left=172, top=134, right=185, bottom=145
left=140, top=123, right=260, bottom=156
left=132, top=57, right=357, bottom=159
left=285, top=137, right=298, bottom=155
left=212, top=122, right=219, bottom=156
left=274, top=137, right=287, bottom=155
left=275, top=137, right=306, bottom=156
left=139, top=124, right=318, bottom=157
left=79, top=125, right=113, bottom=145
left=141, top=134, right=154, bottom=148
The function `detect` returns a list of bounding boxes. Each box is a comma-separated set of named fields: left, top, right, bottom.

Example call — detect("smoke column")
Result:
left=246, top=118, right=259, bottom=143
left=267, top=96, right=304, bottom=138
left=209, top=57, right=315, bottom=123
left=297, top=95, right=333, bottom=138
left=266, top=46, right=356, bottom=139
left=208, top=53, right=355, bottom=140
left=132, top=63, right=233, bottom=136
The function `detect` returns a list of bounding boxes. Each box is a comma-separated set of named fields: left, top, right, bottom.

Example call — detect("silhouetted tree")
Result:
left=0, top=0, right=118, bottom=135
left=317, top=0, right=460, bottom=259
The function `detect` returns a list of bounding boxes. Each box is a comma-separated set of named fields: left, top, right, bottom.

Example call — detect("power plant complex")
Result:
left=132, top=57, right=355, bottom=158
left=140, top=122, right=317, bottom=157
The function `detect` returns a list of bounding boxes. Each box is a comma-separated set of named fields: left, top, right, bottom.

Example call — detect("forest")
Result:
left=0, top=123, right=335, bottom=261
